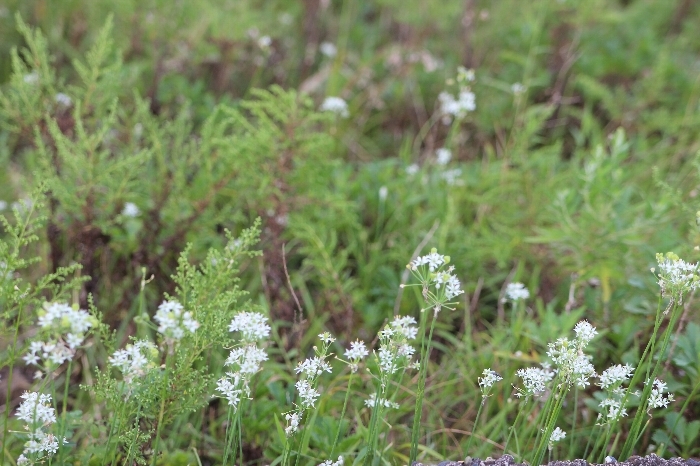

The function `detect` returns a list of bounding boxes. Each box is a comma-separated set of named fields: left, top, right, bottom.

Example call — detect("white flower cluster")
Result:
left=228, top=311, right=271, bottom=341
left=436, top=148, right=452, bottom=165
left=654, top=252, right=699, bottom=308
left=15, top=392, right=67, bottom=464
left=216, top=312, right=270, bottom=411
left=515, top=363, right=556, bottom=398
left=122, top=202, right=140, bottom=217
left=596, top=364, right=635, bottom=423
left=344, top=340, right=369, bottom=373
left=647, top=378, right=674, bottom=412
left=410, top=249, right=446, bottom=272
left=108, top=340, right=158, bottom=384
left=408, top=248, right=464, bottom=308
left=318, top=457, right=344, bottom=466
left=24, top=302, right=94, bottom=368
left=548, top=427, right=566, bottom=450
left=438, top=90, right=475, bottom=120
left=546, top=320, right=597, bottom=389
left=320, top=96, right=349, bottom=118
left=365, top=393, right=399, bottom=410
left=284, top=333, right=335, bottom=436
left=285, top=412, right=301, bottom=436
left=376, top=316, right=419, bottom=377
left=598, top=363, right=634, bottom=390
left=505, top=282, right=530, bottom=301
left=478, top=368, right=503, bottom=395
left=154, top=300, right=199, bottom=340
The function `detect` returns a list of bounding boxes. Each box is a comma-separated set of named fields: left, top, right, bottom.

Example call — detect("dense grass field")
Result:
left=2, top=1, right=700, bottom=465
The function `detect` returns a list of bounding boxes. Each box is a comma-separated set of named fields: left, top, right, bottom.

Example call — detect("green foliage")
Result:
left=3, top=1, right=700, bottom=464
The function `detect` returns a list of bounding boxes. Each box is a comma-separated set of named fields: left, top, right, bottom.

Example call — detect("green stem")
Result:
left=465, top=396, right=486, bottom=455
left=57, top=358, right=75, bottom=463
left=330, top=372, right=355, bottom=458
left=408, top=311, right=438, bottom=465
left=151, top=351, right=172, bottom=466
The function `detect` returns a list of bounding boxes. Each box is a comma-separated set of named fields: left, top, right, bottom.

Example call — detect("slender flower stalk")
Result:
left=405, top=249, right=464, bottom=466
left=465, top=369, right=503, bottom=455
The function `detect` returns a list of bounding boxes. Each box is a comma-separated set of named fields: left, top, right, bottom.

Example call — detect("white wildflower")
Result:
left=436, top=148, right=452, bottom=165
left=406, top=164, right=419, bottom=176
left=478, top=368, right=503, bottom=394
left=573, top=320, right=597, bottom=347
left=365, top=393, right=399, bottom=409
left=319, top=42, right=337, bottom=58
left=228, top=312, right=270, bottom=342
left=23, top=72, right=38, bottom=85
left=295, top=356, right=332, bottom=377
left=505, top=282, right=530, bottom=301
left=122, top=202, right=140, bottom=217
left=295, top=380, right=320, bottom=408
left=440, top=168, right=463, bottom=185
left=515, top=364, right=555, bottom=398
left=15, top=392, right=66, bottom=460
left=598, top=364, right=634, bottom=390
left=548, top=427, right=566, bottom=449
left=547, top=324, right=597, bottom=389
left=285, top=412, right=300, bottom=436
left=654, top=252, right=700, bottom=308
left=109, top=340, right=158, bottom=383
left=438, top=90, right=475, bottom=120
left=55, top=93, right=72, bottom=107
left=225, top=344, right=268, bottom=374
left=344, top=340, right=369, bottom=361
left=511, top=83, right=525, bottom=95
left=258, top=35, right=272, bottom=49
left=647, top=378, right=674, bottom=411
left=154, top=300, right=199, bottom=341
left=320, top=96, right=349, bottom=118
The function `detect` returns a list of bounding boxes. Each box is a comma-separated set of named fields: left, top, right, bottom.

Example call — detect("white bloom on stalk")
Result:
left=320, top=96, right=349, bottom=118
left=546, top=321, right=597, bottom=389
left=515, top=364, right=555, bottom=398
left=344, top=340, right=369, bottom=361
left=505, top=282, right=530, bottom=301
left=478, top=368, right=503, bottom=395
left=295, top=356, right=332, bottom=377
left=228, top=311, right=270, bottom=342
left=436, top=148, right=452, bottom=165
left=405, top=164, right=419, bottom=176
left=225, top=345, right=268, bottom=374
left=319, top=42, right=337, bottom=58
left=55, top=93, right=72, bottom=107
left=25, top=302, right=94, bottom=367
left=438, top=90, right=475, bottom=120
left=15, top=392, right=67, bottom=460
left=598, top=364, right=633, bottom=390
left=295, top=380, right=320, bottom=408
left=154, top=300, right=199, bottom=340
left=391, top=315, right=418, bottom=339
left=108, top=340, right=158, bottom=383
left=365, top=393, right=399, bottom=409
left=122, top=202, right=140, bottom=217
left=654, top=252, right=700, bottom=308
left=318, top=457, right=344, bottom=466
left=647, top=378, right=674, bottom=411
left=573, top=320, right=597, bottom=346
left=285, top=412, right=301, bottom=436
left=548, top=427, right=566, bottom=449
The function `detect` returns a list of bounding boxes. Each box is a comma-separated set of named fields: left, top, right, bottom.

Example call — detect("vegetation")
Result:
left=2, top=1, right=700, bottom=464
